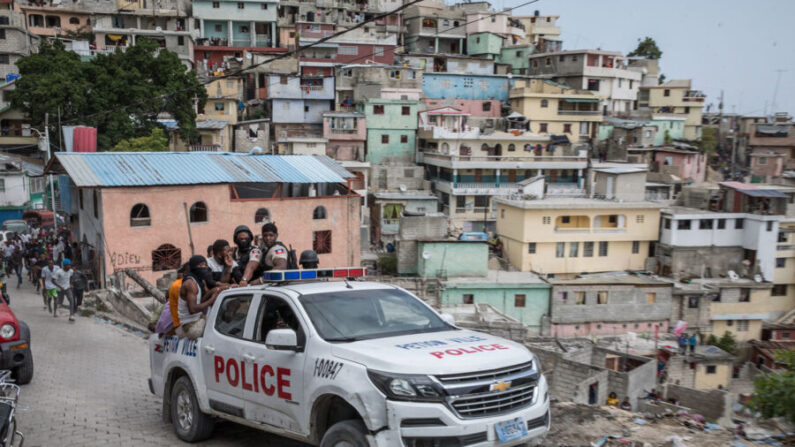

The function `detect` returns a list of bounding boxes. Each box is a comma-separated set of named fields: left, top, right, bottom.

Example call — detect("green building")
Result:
left=496, top=44, right=534, bottom=74
left=415, top=240, right=488, bottom=277
left=466, top=32, right=504, bottom=59
left=441, top=271, right=550, bottom=332
left=362, top=99, right=419, bottom=164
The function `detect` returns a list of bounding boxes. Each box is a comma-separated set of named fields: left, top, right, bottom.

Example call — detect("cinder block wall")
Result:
left=664, top=383, right=732, bottom=424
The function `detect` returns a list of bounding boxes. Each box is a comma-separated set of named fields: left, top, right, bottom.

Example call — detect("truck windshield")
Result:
left=299, top=288, right=453, bottom=342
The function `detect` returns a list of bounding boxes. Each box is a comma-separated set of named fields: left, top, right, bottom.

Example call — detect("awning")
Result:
left=742, top=189, right=789, bottom=199
left=563, top=98, right=599, bottom=103
left=711, top=314, right=768, bottom=321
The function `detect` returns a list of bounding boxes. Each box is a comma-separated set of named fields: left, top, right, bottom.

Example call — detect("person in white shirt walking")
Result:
left=53, top=259, right=75, bottom=321
left=39, top=259, right=61, bottom=313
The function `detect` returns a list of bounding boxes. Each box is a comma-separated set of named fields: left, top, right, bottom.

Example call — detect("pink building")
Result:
left=50, top=152, right=360, bottom=285
left=423, top=99, right=501, bottom=118
left=653, top=148, right=707, bottom=183
left=322, top=112, right=366, bottom=162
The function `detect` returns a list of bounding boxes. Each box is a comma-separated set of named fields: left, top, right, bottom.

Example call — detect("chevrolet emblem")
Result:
left=490, top=381, right=511, bottom=392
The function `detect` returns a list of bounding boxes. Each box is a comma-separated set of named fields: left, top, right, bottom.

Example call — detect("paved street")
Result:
left=10, top=282, right=309, bottom=447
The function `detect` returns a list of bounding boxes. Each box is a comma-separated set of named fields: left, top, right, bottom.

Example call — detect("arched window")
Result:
left=313, top=206, right=327, bottom=220
left=524, top=144, right=533, bottom=152
left=508, top=144, right=516, bottom=152
left=441, top=142, right=449, bottom=153
left=130, top=203, right=150, bottom=227
left=255, top=208, right=270, bottom=224
left=481, top=143, right=489, bottom=152
left=189, top=201, right=208, bottom=223
left=152, top=244, right=181, bottom=271
left=68, top=17, right=79, bottom=24
left=540, top=99, right=548, bottom=108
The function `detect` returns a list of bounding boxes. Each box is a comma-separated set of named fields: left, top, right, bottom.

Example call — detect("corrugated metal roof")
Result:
left=54, top=152, right=353, bottom=188
left=196, top=120, right=230, bottom=130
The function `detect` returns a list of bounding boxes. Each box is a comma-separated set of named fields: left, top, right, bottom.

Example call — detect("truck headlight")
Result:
left=367, top=370, right=444, bottom=402
left=0, top=324, right=15, bottom=340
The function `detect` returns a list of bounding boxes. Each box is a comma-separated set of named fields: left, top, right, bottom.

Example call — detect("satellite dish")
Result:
left=246, top=52, right=253, bottom=59
left=727, top=270, right=739, bottom=281
left=155, top=26, right=162, bottom=32
left=399, top=184, right=407, bottom=192
left=754, top=274, right=762, bottom=283
left=421, top=251, right=432, bottom=260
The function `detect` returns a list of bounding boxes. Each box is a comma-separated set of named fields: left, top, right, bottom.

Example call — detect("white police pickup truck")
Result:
left=149, top=267, right=550, bottom=447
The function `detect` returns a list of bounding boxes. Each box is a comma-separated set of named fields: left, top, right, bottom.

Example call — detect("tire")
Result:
left=13, top=354, right=33, bottom=385
left=170, top=376, right=214, bottom=442
left=320, top=420, right=369, bottom=447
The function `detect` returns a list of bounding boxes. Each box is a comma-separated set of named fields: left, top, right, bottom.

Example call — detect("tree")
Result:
left=628, top=37, right=663, bottom=60
left=112, top=127, right=168, bottom=152
left=707, top=331, right=737, bottom=354
left=11, top=39, right=207, bottom=151
left=699, top=126, right=718, bottom=155
left=749, top=350, right=795, bottom=423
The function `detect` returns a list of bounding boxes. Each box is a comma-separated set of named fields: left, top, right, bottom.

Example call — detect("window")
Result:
left=178, top=35, right=185, bottom=46
left=717, top=219, right=726, bottom=229
left=767, top=221, right=773, bottom=232
left=338, top=46, right=358, bottom=55
left=528, top=243, right=536, bottom=254
left=514, top=294, right=526, bottom=308
left=152, top=243, right=181, bottom=272
left=93, top=190, right=98, bottom=218
left=508, top=144, right=516, bottom=152
left=381, top=134, right=389, bottom=144
left=212, top=1, right=219, bottom=6
left=540, top=99, right=548, bottom=108
left=636, top=215, right=645, bottom=224
left=598, top=241, right=608, bottom=257
left=597, top=291, right=608, bottom=305
left=632, top=241, right=640, bottom=254
left=130, top=204, right=151, bottom=227
left=189, top=201, right=208, bottom=223
left=647, top=293, right=656, bottom=303
left=400, top=135, right=408, bottom=144
left=779, top=232, right=788, bottom=243
left=561, top=216, right=570, bottom=224
left=476, top=37, right=480, bottom=44
left=304, top=105, right=310, bottom=112
left=558, top=291, right=568, bottom=303
left=583, top=241, right=594, bottom=257
left=78, top=190, right=83, bottom=209
left=539, top=123, right=548, bottom=133
left=704, top=365, right=717, bottom=374
left=563, top=124, right=572, bottom=134
left=215, top=294, right=254, bottom=338
left=313, top=206, right=327, bottom=220
left=772, top=285, right=787, bottom=296
left=313, top=230, right=332, bottom=254
left=545, top=57, right=551, bottom=66
left=737, top=320, right=749, bottom=332
left=0, top=54, right=8, bottom=65
left=757, top=157, right=767, bottom=165
left=735, top=219, right=744, bottom=229
left=261, top=3, right=267, bottom=8
left=255, top=208, right=270, bottom=224
left=463, top=294, right=474, bottom=304
left=481, top=102, right=492, bottom=112
left=68, top=17, right=79, bottom=25
left=569, top=242, right=578, bottom=257
left=556, top=242, right=565, bottom=258
left=401, top=106, right=410, bottom=115
left=373, top=105, right=384, bottom=114
left=237, top=1, right=244, bottom=7
left=688, top=296, right=699, bottom=308
left=0, top=179, right=4, bottom=192
left=699, top=219, right=713, bottom=230
left=575, top=292, right=585, bottom=305
left=587, top=79, right=600, bottom=91
left=214, top=102, right=225, bottom=111
left=664, top=89, right=670, bottom=97
left=684, top=106, right=690, bottom=113
left=374, top=47, right=384, bottom=57
left=776, top=258, right=786, bottom=268
left=542, top=216, right=551, bottom=224
left=678, top=220, right=691, bottom=230
left=663, top=218, right=671, bottom=229
left=280, top=76, right=288, bottom=85
left=739, top=289, right=750, bottom=302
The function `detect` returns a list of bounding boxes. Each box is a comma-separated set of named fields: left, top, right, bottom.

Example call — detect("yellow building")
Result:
left=706, top=282, right=793, bottom=343
left=495, top=197, right=662, bottom=277
left=513, top=14, right=560, bottom=46
left=638, top=79, right=705, bottom=141
left=169, top=78, right=241, bottom=152
left=508, top=79, right=603, bottom=143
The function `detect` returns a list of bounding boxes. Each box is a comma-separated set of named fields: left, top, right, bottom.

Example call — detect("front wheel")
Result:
left=170, top=376, right=214, bottom=442
left=320, top=420, right=369, bottom=447
left=13, top=354, right=33, bottom=385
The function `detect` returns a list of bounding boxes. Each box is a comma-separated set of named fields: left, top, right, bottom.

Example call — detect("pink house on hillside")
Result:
left=653, top=147, right=707, bottom=183
left=49, top=152, right=360, bottom=286
left=423, top=99, right=501, bottom=118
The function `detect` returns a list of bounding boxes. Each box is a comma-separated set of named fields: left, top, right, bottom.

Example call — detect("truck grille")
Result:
left=449, top=384, right=536, bottom=418
left=435, top=361, right=534, bottom=385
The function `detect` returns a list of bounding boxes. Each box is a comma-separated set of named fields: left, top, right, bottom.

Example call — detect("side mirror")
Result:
left=440, top=313, right=456, bottom=326
left=266, top=328, right=299, bottom=351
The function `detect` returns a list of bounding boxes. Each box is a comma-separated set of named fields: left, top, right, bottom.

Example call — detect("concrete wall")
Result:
left=442, top=284, right=549, bottom=331
left=233, top=123, right=270, bottom=153
left=656, top=244, right=745, bottom=279
left=421, top=73, right=511, bottom=101
left=398, top=215, right=447, bottom=240
left=664, top=383, right=732, bottom=424
left=366, top=130, right=416, bottom=164
left=370, top=165, right=426, bottom=191
left=416, top=241, right=488, bottom=277
left=549, top=284, right=672, bottom=325
left=665, top=356, right=732, bottom=390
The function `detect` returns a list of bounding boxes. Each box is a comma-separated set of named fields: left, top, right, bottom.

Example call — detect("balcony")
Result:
left=330, top=128, right=359, bottom=134
left=190, top=144, right=221, bottom=152
left=434, top=179, right=518, bottom=196
left=420, top=152, right=588, bottom=170
left=557, top=109, right=600, bottom=116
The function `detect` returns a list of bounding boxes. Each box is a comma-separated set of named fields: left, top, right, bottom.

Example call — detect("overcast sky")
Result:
left=507, top=0, right=795, bottom=117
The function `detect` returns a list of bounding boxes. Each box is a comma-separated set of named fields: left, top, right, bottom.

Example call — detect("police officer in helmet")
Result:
left=240, top=223, right=288, bottom=286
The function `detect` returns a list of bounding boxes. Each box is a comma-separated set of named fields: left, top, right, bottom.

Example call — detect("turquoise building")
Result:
left=416, top=241, right=488, bottom=277
left=496, top=44, right=534, bottom=74
left=441, top=271, right=550, bottom=332
left=193, top=0, right=278, bottom=47
left=466, top=32, right=504, bottom=59
left=362, top=99, right=420, bottom=164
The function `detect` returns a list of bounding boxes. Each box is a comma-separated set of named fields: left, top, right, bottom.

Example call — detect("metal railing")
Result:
left=557, top=109, right=600, bottom=116
left=189, top=144, right=221, bottom=152
left=421, top=152, right=586, bottom=163
left=330, top=128, right=359, bottom=134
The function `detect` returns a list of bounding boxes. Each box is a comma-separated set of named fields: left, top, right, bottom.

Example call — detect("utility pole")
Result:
left=770, top=69, right=786, bottom=114
left=45, top=113, right=58, bottom=233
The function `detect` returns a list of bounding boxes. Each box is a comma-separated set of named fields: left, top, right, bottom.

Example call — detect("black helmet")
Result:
left=299, top=250, right=319, bottom=269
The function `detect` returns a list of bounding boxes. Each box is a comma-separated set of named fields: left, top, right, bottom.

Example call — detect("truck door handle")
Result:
left=203, top=345, right=215, bottom=354
left=242, top=353, right=256, bottom=362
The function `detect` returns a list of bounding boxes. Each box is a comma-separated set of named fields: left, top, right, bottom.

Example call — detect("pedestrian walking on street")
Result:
left=678, top=334, right=687, bottom=354
left=71, top=268, right=86, bottom=311
left=689, top=334, right=697, bottom=354
left=10, top=247, right=22, bottom=289
left=54, top=259, right=75, bottom=321
left=40, top=259, right=60, bottom=314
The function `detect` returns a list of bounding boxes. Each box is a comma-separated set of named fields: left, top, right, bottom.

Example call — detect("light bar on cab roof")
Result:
left=263, top=267, right=366, bottom=282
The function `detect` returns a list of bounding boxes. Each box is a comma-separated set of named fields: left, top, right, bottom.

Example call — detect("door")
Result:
left=240, top=293, right=308, bottom=435
left=200, top=292, right=257, bottom=417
